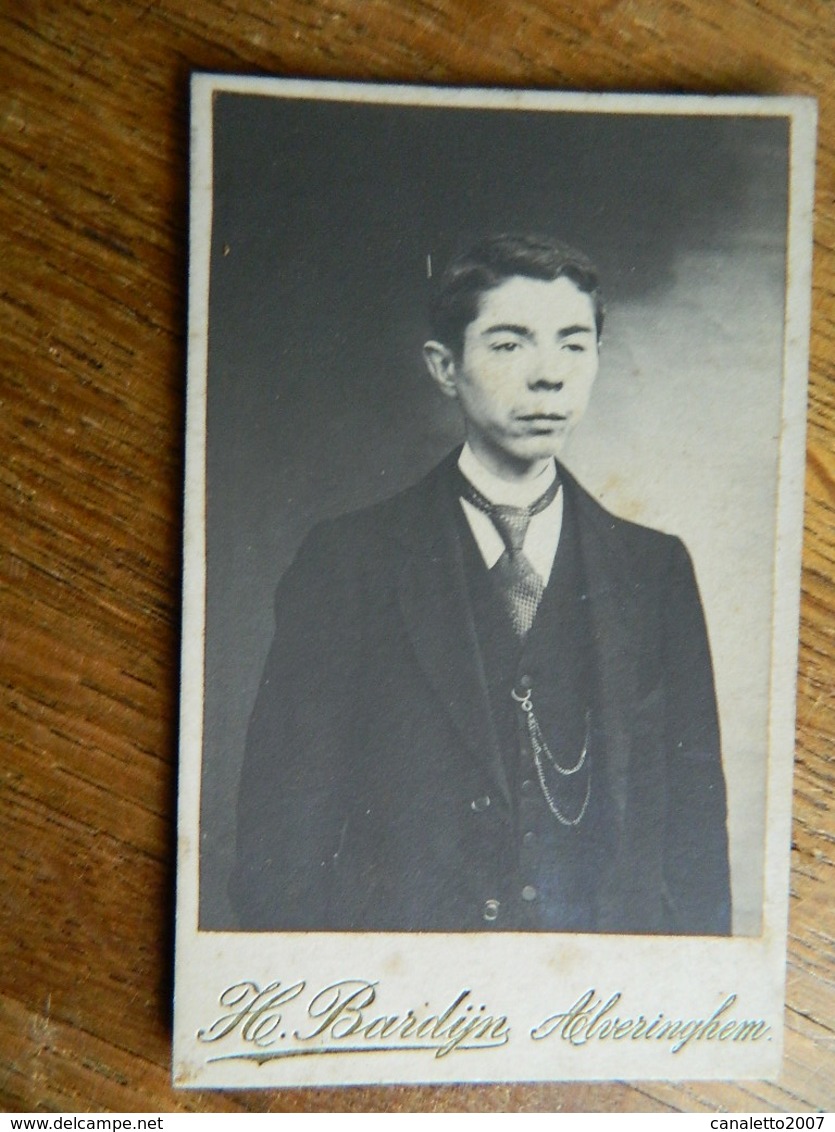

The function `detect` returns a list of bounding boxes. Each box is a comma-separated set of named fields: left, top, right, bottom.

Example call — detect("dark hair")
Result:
left=429, top=233, right=604, bottom=355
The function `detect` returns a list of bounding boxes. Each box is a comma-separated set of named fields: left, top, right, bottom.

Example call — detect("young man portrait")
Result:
left=229, top=233, right=731, bottom=936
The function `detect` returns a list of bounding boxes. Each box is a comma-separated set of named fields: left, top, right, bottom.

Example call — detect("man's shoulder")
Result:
left=558, top=461, right=696, bottom=602
left=302, top=452, right=457, bottom=555
left=561, top=464, right=680, bottom=544
left=297, top=452, right=688, bottom=574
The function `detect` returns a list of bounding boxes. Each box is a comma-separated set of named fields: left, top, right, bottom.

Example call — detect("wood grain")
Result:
left=1, top=0, right=833, bottom=1113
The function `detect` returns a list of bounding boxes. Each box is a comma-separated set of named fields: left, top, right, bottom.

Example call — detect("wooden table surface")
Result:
left=2, top=0, right=833, bottom=1114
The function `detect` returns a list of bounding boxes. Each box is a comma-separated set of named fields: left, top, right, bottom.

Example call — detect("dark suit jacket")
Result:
left=230, top=452, right=731, bottom=934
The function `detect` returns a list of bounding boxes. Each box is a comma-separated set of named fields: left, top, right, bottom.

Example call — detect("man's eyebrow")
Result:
left=557, top=323, right=595, bottom=339
left=481, top=323, right=533, bottom=338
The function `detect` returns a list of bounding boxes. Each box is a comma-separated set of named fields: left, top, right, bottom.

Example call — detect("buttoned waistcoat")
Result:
left=230, top=451, right=731, bottom=934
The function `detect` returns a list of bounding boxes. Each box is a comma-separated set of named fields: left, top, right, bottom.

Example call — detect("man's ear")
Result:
left=423, top=341, right=458, bottom=399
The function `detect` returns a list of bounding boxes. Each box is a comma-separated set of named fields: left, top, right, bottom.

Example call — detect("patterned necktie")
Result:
left=458, top=470, right=560, bottom=637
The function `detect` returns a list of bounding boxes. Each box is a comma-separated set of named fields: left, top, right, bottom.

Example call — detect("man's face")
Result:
left=427, top=274, right=600, bottom=481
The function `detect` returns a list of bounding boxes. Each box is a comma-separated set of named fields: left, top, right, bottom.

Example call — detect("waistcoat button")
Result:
left=521, top=885, right=537, bottom=902
left=470, top=795, right=491, bottom=812
left=483, top=899, right=500, bottom=922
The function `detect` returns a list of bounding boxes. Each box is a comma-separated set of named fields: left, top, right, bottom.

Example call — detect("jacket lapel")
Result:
left=393, top=457, right=511, bottom=807
left=560, top=467, right=641, bottom=831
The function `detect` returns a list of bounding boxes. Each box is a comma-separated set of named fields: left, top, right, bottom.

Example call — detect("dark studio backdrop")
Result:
left=198, top=88, right=789, bottom=932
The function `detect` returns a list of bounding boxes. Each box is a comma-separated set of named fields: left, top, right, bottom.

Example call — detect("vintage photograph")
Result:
left=175, top=78, right=814, bottom=1086
left=227, top=229, right=730, bottom=937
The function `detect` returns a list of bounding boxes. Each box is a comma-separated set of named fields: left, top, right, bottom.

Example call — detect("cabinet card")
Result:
left=175, top=76, right=816, bottom=1088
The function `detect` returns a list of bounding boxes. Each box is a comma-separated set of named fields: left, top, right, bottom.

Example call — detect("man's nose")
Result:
left=528, top=346, right=565, bottom=390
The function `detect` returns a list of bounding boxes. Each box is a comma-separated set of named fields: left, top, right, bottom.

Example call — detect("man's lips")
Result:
left=516, top=412, right=567, bottom=422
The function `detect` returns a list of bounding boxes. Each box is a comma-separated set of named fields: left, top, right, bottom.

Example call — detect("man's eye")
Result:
left=492, top=341, right=520, bottom=353
left=563, top=342, right=585, bottom=353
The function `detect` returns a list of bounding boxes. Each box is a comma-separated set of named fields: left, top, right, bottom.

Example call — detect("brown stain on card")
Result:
left=598, top=474, right=648, bottom=523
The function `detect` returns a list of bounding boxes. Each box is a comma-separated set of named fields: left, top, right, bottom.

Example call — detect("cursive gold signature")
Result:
left=198, top=979, right=510, bottom=1062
